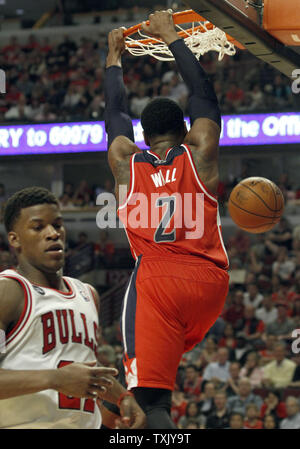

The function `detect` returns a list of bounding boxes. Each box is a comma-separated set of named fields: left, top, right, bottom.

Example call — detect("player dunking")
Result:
left=105, top=10, right=230, bottom=429
left=0, top=187, right=145, bottom=429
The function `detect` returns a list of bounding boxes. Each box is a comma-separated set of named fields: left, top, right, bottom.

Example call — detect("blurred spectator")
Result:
left=262, top=342, right=296, bottom=389
left=222, top=362, right=241, bottom=397
left=259, top=334, right=277, bottom=365
left=207, top=317, right=226, bottom=340
left=272, top=246, right=295, bottom=281
left=225, top=83, right=245, bottom=110
left=4, top=95, right=33, bottom=121
left=238, top=305, right=265, bottom=347
left=228, top=412, right=245, bottom=429
left=223, top=290, right=244, bottom=329
left=202, top=348, right=231, bottom=387
left=272, top=279, right=297, bottom=305
left=290, top=297, right=300, bottom=320
left=63, top=182, right=75, bottom=199
left=231, top=333, right=252, bottom=366
left=73, top=180, right=93, bottom=207
left=249, top=84, right=264, bottom=109
left=227, top=229, right=250, bottom=261
left=177, top=401, right=205, bottom=429
left=182, top=364, right=202, bottom=400
left=206, top=392, right=230, bottom=429
left=280, top=397, right=300, bottom=429
left=268, top=217, right=293, bottom=251
left=34, top=103, right=57, bottom=122
left=59, top=193, right=76, bottom=210
left=71, top=232, right=91, bottom=253
left=260, top=390, right=287, bottom=420
left=290, top=354, right=300, bottom=388
left=243, top=283, right=264, bottom=309
left=218, top=323, right=237, bottom=350
left=266, top=303, right=295, bottom=340
left=239, top=352, right=264, bottom=388
left=185, top=419, right=200, bottom=429
left=197, top=382, right=216, bottom=417
left=255, top=294, right=278, bottom=325
left=94, top=230, right=115, bottom=267
left=171, top=391, right=187, bottom=426
left=168, top=73, right=188, bottom=108
left=196, top=337, right=218, bottom=370
left=272, top=75, right=293, bottom=108
left=244, top=403, right=263, bottom=429
left=227, top=378, right=263, bottom=415
left=181, top=343, right=203, bottom=367
left=263, top=413, right=278, bottom=429
left=130, top=83, right=150, bottom=117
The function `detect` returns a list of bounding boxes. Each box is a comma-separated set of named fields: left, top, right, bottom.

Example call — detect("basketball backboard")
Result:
left=183, top=0, right=300, bottom=78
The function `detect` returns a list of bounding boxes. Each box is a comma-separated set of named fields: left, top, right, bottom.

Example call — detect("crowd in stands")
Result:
left=0, top=30, right=298, bottom=125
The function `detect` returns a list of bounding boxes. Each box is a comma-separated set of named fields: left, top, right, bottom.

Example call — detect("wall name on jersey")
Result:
left=41, top=309, right=97, bottom=355
left=151, top=168, right=177, bottom=188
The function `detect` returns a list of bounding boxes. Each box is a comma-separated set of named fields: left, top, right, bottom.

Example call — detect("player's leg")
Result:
left=132, top=387, right=176, bottom=429
left=183, top=263, right=229, bottom=353
left=120, top=258, right=185, bottom=428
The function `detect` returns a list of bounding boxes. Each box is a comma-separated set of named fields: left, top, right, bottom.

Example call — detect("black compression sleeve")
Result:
left=104, top=66, right=134, bottom=148
left=168, top=39, right=221, bottom=128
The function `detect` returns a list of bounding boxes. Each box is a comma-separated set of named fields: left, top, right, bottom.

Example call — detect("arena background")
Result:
left=1, top=0, right=300, bottom=429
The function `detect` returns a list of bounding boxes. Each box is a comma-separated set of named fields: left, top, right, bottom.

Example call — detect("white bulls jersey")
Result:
left=0, top=269, right=101, bottom=429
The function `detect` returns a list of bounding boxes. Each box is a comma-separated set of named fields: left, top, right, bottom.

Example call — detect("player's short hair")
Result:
left=141, top=97, right=185, bottom=139
left=4, top=187, right=59, bottom=232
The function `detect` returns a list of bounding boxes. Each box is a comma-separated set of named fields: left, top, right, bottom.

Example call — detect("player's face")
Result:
left=10, top=203, right=66, bottom=273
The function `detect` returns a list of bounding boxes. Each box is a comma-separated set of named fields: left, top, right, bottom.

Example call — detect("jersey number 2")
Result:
left=57, top=360, right=95, bottom=413
left=154, top=196, right=176, bottom=243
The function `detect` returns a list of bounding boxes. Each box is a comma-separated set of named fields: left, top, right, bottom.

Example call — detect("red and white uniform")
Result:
left=117, top=145, right=229, bottom=391
left=0, top=269, right=100, bottom=429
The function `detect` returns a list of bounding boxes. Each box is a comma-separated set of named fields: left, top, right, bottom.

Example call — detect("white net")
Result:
left=125, top=21, right=237, bottom=61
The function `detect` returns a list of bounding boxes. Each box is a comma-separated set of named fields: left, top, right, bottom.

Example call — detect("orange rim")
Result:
left=123, top=9, right=245, bottom=50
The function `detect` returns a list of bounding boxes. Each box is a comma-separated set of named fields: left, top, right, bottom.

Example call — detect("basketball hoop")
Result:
left=123, top=10, right=244, bottom=61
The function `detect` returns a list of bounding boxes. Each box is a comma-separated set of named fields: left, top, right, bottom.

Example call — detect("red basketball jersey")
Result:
left=117, top=144, right=229, bottom=269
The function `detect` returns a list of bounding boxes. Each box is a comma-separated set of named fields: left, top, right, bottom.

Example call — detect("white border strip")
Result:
left=1, top=275, right=32, bottom=346
left=118, top=153, right=137, bottom=210
left=182, top=144, right=229, bottom=268
left=217, top=205, right=230, bottom=268
left=121, top=272, right=134, bottom=355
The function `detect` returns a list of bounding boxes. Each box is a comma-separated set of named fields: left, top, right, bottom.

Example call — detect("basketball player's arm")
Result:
left=0, top=278, right=118, bottom=400
left=105, top=28, right=140, bottom=191
left=87, top=284, right=146, bottom=429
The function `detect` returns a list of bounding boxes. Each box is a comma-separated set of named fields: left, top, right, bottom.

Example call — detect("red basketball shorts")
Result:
left=121, top=254, right=229, bottom=391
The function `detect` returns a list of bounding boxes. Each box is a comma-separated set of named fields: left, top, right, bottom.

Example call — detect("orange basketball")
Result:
left=228, top=177, right=285, bottom=234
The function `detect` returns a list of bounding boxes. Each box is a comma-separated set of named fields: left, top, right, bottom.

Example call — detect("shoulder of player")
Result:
left=183, top=142, right=219, bottom=195
left=183, top=118, right=220, bottom=163
left=0, top=277, right=24, bottom=301
left=108, top=136, right=140, bottom=166
left=0, top=277, right=25, bottom=331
